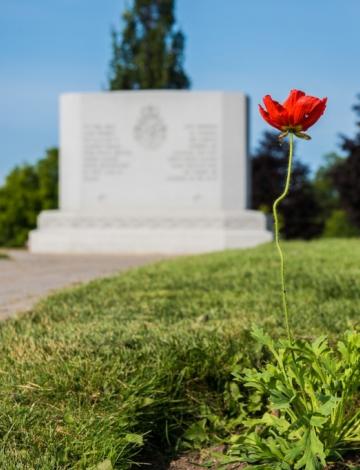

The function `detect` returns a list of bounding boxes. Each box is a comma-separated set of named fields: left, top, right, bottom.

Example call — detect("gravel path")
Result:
left=0, top=250, right=167, bottom=320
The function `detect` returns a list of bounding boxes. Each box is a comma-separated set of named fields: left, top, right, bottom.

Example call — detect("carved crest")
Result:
left=133, top=106, right=167, bottom=150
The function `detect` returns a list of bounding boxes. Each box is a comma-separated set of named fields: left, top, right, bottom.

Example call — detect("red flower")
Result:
left=259, top=89, right=327, bottom=139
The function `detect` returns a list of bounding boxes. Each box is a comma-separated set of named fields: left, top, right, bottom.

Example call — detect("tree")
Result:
left=313, top=152, right=343, bottom=221
left=37, top=147, right=59, bottom=210
left=312, top=152, right=358, bottom=238
left=322, top=209, right=359, bottom=238
left=331, top=95, right=360, bottom=229
left=109, top=0, right=190, bottom=90
left=0, top=148, right=58, bottom=247
left=252, top=131, right=323, bottom=239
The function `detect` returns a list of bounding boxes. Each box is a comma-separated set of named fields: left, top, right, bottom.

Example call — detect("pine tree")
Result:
left=109, top=0, right=190, bottom=90
left=331, top=95, right=360, bottom=228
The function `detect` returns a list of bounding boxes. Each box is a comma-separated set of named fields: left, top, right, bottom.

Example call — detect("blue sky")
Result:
left=1, top=0, right=359, bottom=181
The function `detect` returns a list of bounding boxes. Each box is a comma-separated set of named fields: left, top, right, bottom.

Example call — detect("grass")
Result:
left=0, top=252, right=9, bottom=259
left=0, top=239, right=358, bottom=468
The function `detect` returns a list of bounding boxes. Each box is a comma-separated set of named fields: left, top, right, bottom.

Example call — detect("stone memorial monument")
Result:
left=29, top=91, right=272, bottom=253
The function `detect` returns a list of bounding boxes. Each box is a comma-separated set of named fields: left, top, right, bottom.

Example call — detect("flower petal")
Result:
left=301, top=98, right=327, bottom=131
left=283, top=89, right=305, bottom=110
left=292, top=95, right=321, bottom=127
left=283, top=90, right=305, bottom=125
left=259, top=104, right=284, bottom=130
left=263, top=95, right=289, bottom=129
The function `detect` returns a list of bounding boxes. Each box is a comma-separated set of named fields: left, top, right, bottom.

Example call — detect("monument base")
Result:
left=29, top=210, right=272, bottom=254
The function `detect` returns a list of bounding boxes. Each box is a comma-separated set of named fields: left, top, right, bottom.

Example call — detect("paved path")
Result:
left=0, top=250, right=167, bottom=320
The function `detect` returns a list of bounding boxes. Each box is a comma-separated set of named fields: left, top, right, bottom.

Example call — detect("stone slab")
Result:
left=29, top=90, right=272, bottom=253
left=59, top=90, right=249, bottom=212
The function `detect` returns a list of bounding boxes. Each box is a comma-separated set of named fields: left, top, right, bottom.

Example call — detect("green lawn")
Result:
left=0, top=240, right=359, bottom=468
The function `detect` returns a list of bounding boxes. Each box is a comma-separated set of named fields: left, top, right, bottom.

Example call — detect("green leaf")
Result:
left=270, top=386, right=294, bottom=410
left=63, top=413, right=75, bottom=424
left=317, top=395, right=339, bottom=417
left=294, top=428, right=326, bottom=470
left=124, top=433, right=144, bottom=446
left=310, top=429, right=326, bottom=466
left=311, top=336, right=328, bottom=357
left=95, top=460, right=113, bottom=470
left=183, top=420, right=208, bottom=445
left=251, top=326, right=274, bottom=349
left=142, top=397, right=155, bottom=406
left=309, top=415, right=327, bottom=427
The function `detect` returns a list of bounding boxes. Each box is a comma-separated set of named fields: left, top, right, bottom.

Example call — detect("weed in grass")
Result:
left=223, top=328, right=360, bottom=469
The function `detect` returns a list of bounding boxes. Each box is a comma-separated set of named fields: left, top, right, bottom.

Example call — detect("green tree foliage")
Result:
left=37, top=148, right=59, bottom=210
left=323, top=209, right=360, bottom=238
left=109, top=0, right=190, bottom=90
left=0, top=148, right=58, bottom=247
left=313, top=152, right=343, bottom=220
left=331, top=95, right=360, bottom=229
left=313, top=153, right=358, bottom=238
left=251, top=132, right=323, bottom=239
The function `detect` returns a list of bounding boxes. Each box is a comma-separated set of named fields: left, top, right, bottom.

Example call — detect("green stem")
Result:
left=272, top=132, right=294, bottom=341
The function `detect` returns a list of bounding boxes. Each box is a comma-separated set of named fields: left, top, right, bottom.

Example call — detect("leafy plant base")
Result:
left=166, top=448, right=360, bottom=469
left=168, top=446, right=246, bottom=470
left=223, top=329, right=360, bottom=469
left=326, top=453, right=360, bottom=469
left=167, top=447, right=360, bottom=470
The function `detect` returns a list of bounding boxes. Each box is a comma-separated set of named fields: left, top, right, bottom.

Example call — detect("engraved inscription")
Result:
left=83, top=124, right=132, bottom=182
left=167, top=124, right=218, bottom=182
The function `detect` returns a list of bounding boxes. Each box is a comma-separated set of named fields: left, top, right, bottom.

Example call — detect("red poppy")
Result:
left=259, top=89, right=327, bottom=139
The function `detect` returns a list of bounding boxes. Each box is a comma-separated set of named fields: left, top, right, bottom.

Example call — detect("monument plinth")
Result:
left=29, top=91, right=272, bottom=253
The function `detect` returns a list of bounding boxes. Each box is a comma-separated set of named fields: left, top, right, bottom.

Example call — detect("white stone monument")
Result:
left=29, top=91, right=272, bottom=254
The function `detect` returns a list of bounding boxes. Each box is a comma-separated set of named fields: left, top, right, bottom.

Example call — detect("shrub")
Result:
left=0, top=148, right=58, bottom=246
left=322, top=209, right=359, bottom=238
